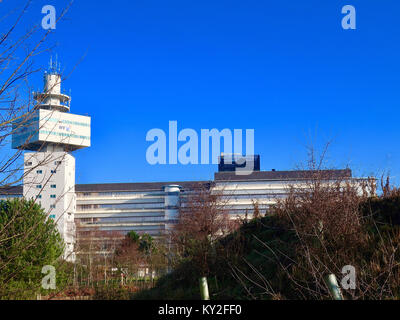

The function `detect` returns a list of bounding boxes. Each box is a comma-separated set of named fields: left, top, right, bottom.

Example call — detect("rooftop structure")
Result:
left=218, top=154, right=261, bottom=172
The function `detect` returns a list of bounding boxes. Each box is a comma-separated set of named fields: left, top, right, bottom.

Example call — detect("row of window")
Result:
left=36, top=184, right=57, bottom=189
left=35, top=196, right=56, bottom=209
left=36, top=170, right=57, bottom=174
left=25, top=161, right=61, bottom=166
left=77, top=216, right=165, bottom=224
left=78, top=192, right=164, bottom=198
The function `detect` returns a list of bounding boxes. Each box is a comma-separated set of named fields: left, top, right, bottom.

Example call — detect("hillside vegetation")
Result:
left=135, top=186, right=400, bottom=300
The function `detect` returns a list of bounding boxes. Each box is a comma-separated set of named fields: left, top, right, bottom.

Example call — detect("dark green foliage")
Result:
left=139, top=233, right=155, bottom=254
left=127, top=231, right=140, bottom=243
left=0, top=198, right=65, bottom=299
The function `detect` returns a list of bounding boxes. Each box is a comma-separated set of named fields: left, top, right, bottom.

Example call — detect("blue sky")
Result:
left=3, top=0, right=400, bottom=184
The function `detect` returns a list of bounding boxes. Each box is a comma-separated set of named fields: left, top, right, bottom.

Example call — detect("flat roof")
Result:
left=214, top=169, right=352, bottom=182
left=0, top=169, right=353, bottom=195
left=75, top=181, right=211, bottom=192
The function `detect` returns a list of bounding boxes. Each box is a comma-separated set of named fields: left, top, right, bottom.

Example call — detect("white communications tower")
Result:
left=12, top=59, right=91, bottom=261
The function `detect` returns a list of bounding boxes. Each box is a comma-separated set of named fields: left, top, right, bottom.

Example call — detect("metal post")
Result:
left=199, top=277, right=210, bottom=300
left=325, top=274, right=344, bottom=300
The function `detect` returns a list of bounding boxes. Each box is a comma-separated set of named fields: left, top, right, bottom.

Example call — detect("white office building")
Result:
left=72, top=166, right=354, bottom=245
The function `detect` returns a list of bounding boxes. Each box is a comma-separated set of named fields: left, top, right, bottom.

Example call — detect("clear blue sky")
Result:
left=3, top=0, right=400, bottom=184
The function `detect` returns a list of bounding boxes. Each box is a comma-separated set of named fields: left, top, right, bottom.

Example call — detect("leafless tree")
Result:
left=170, top=183, right=238, bottom=277
left=232, top=144, right=400, bottom=300
left=0, top=1, right=86, bottom=300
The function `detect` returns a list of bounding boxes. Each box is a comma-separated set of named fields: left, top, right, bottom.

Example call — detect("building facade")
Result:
left=0, top=164, right=356, bottom=258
